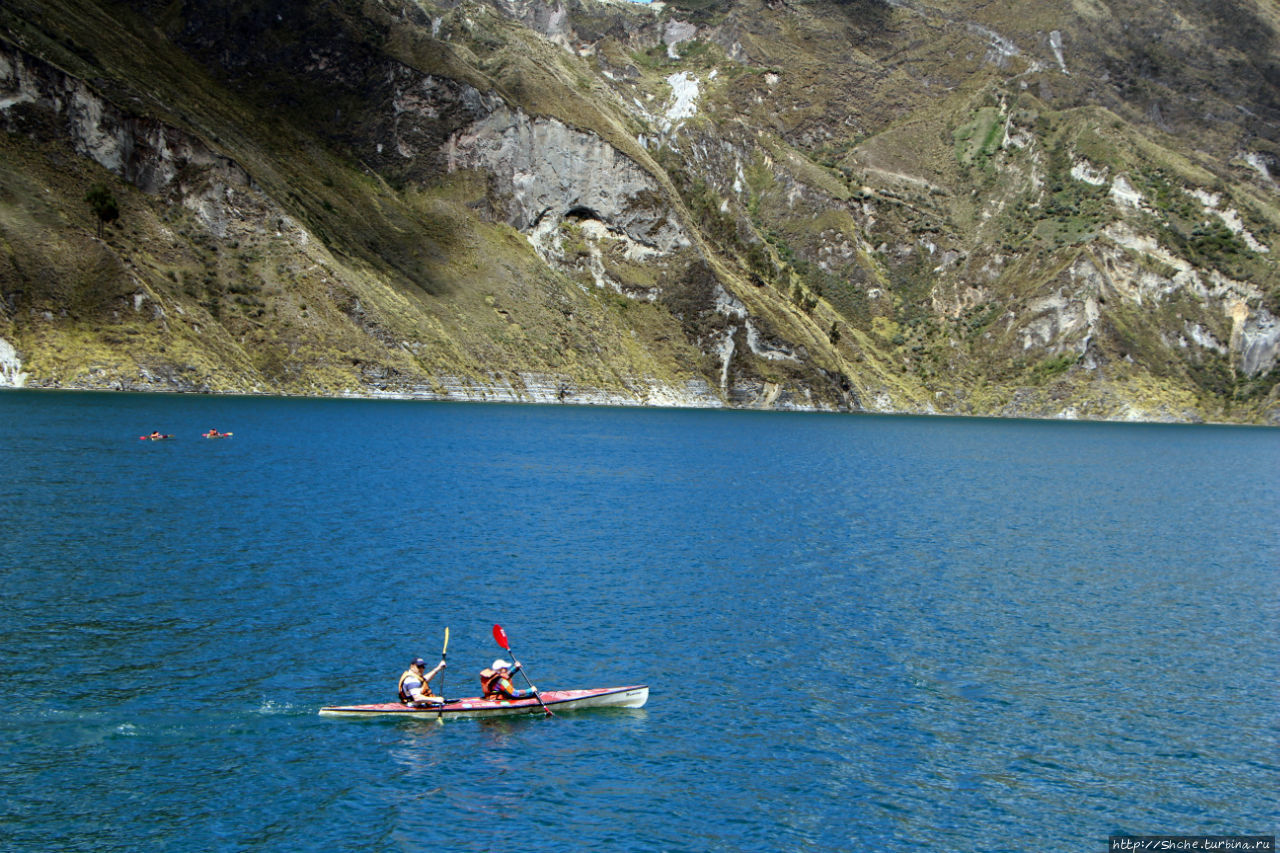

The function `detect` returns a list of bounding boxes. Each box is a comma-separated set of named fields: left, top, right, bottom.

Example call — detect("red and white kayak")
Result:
left=319, top=685, right=648, bottom=719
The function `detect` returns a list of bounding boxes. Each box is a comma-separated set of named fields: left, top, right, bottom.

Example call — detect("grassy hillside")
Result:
left=1, top=0, right=1277, bottom=421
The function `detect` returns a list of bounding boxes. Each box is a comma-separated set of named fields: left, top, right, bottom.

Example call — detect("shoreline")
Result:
left=3, top=382, right=1274, bottom=429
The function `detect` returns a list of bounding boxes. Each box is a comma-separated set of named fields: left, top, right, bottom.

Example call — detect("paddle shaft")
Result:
left=440, top=626, right=449, bottom=699
left=515, top=658, right=552, bottom=716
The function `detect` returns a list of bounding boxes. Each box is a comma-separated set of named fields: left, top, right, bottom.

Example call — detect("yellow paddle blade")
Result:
left=442, top=626, right=450, bottom=656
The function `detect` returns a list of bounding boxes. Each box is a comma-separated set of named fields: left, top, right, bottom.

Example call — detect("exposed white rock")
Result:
left=412, top=371, right=722, bottom=408
left=713, top=284, right=747, bottom=320
left=663, top=72, right=700, bottom=130
left=1096, top=224, right=1277, bottom=375
left=1216, top=208, right=1268, bottom=253
left=446, top=107, right=690, bottom=253
left=1103, top=222, right=1169, bottom=260
left=1049, top=30, right=1069, bottom=74
left=1003, top=115, right=1033, bottom=149
left=967, top=23, right=1033, bottom=70
left=552, top=218, right=661, bottom=299
left=0, top=337, right=28, bottom=387
left=745, top=321, right=798, bottom=362
left=1102, top=223, right=1265, bottom=308
left=1110, top=175, right=1144, bottom=207
left=1071, top=160, right=1107, bottom=186
left=1243, top=152, right=1274, bottom=186
left=870, top=391, right=895, bottom=412
left=1233, top=304, right=1280, bottom=376
left=0, top=53, right=39, bottom=111
left=664, top=20, right=698, bottom=59
left=1019, top=285, right=1097, bottom=353
left=715, top=327, right=736, bottom=390
left=2, top=43, right=253, bottom=230
left=1189, top=188, right=1221, bottom=209
left=1182, top=322, right=1226, bottom=354
left=1189, top=188, right=1268, bottom=253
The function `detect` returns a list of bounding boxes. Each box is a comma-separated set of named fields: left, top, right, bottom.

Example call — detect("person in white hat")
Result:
left=478, top=658, right=536, bottom=700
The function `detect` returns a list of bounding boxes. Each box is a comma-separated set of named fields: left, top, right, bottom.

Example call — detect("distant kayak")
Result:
left=319, top=685, right=648, bottom=719
left=139, top=434, right=174, bottom=441
left=203, top=431, right=233, bottom=439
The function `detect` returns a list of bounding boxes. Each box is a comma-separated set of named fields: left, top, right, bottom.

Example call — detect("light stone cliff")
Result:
left=0, top=0, right=1277, bottom=422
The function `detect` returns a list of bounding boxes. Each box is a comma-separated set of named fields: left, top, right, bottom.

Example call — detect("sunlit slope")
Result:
left=1, top=0, right=1277, bottom=421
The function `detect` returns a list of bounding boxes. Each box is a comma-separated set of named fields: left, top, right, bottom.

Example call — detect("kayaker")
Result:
left=479, top=659, right=536, bottom=700
left=397, top=657, right=446, bottom=706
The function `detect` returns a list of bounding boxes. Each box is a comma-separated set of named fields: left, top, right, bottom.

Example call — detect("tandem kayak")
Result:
left=319, top=685, right=648, bottom=719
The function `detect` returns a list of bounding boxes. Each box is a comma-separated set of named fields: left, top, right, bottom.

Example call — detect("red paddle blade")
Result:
left=492, top=623, right=510, bottom=650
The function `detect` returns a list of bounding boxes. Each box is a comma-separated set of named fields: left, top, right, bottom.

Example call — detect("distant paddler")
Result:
left=202, top=428, right=232, bottom=439
left=140, top=431, right=173, bottom=440
left=398, top=657, right=447, bottom=706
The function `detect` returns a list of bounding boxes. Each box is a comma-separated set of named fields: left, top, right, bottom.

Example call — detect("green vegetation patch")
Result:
left=1031, top=351, right=1078, bottom=384
left=1133, top=168, right=1262, bottom=280
left=952, top=107, right=1003, bottom=169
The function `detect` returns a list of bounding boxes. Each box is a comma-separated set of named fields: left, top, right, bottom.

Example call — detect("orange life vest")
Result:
left=479, top=668, right=504, bottom=699
left=398, top=667, right=435, bottom=704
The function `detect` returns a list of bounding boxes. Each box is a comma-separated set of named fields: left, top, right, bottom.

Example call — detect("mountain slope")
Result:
left=1, top=0, right=1278, bottom=422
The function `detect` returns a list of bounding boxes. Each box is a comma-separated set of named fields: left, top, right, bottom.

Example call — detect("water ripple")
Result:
left=1, top=394, right=1276, bottom=851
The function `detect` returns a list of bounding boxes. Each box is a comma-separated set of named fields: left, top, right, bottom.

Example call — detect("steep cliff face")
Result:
left=1, top=0, right=1277, bottom=422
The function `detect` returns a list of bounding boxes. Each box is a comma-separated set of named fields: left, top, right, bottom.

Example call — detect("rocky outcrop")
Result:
left=1, top=43, right=252, bottom=234
left=446, top=106, right=689, bottom=252
left=0, top=337, right=27, bottom=387
left=1235, top=307, right=1280, bottom=378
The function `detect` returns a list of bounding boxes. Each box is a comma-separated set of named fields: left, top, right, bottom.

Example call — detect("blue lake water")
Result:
left=1, top=390, right=1276, bottom=851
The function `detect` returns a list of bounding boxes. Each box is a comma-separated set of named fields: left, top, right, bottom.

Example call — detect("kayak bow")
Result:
left=319, top=685, right=648, bottom=719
